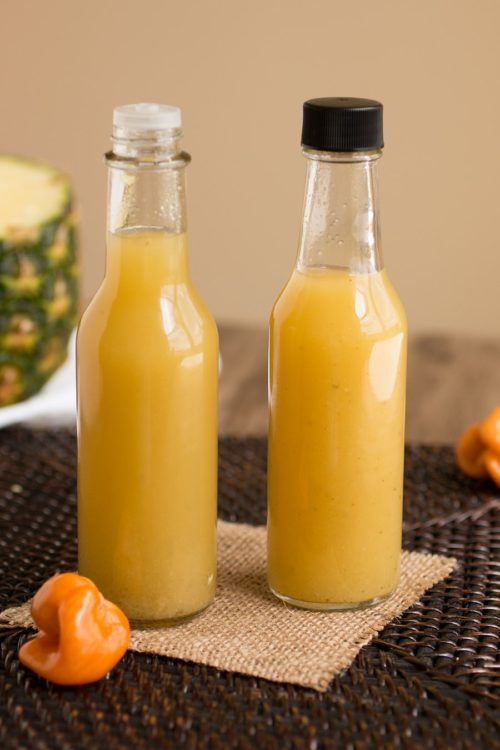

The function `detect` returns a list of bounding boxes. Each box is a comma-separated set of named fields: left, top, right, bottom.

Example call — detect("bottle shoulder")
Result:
left=271, top=267, right=407, bottom=338
left=78, top=279, right=218, bottom=353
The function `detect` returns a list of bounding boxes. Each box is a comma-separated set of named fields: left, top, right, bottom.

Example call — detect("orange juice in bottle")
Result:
left=268, top=99, right=407, bottom=610
left=77, top=104, right=218, bottom=624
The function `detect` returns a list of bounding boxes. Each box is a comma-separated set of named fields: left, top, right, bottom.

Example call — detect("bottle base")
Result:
left=128, top=602, right=211, bottom=629
left=269, top=586, right=392, bottom=612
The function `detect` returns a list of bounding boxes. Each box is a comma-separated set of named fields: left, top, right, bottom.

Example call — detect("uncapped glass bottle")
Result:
left=267, top=98, right=407, bottom=610
left=77, top=104, right=218, bottom=624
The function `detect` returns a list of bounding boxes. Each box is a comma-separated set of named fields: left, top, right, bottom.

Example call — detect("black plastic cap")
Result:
left=301, top=98, right=384, bottom=152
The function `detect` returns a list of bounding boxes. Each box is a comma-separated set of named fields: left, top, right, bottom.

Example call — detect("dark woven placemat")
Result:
left=0, top=429, right=498, bottom=750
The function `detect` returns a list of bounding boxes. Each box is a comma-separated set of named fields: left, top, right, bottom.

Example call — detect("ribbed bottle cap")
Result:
left=113, top=103, right=182, bottom=132
left=301, top=98, right=383, bottom=152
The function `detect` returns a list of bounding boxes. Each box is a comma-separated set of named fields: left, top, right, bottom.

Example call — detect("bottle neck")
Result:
left=105, top=127, right=190, bottom=236
left=297, top=149, right=383, bottom=274
left=104, top=128, right=191, bottom=285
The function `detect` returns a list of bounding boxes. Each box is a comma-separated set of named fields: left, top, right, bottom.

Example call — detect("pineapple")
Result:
left=0, top=156, right=78, bottom=405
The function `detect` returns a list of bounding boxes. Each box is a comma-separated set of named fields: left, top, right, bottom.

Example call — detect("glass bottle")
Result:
left=77, top=104, right=218, bottom=625
left=267, top=98, right=407, bottom=610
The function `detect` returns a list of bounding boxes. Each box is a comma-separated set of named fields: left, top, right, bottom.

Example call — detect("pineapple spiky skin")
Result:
left=0, top=156, right=78, bottom=405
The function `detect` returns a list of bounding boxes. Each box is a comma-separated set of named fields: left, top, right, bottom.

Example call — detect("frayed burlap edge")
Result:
left=0, top=521, right=457, bottom=691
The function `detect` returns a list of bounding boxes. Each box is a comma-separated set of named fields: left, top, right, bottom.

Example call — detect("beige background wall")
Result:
left=2, top=0, right=499, bottom=335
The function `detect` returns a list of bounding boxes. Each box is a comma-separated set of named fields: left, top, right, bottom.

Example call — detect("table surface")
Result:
left=219, top=325, right=500, bottom=442
left=0, top=429, right=498, bottom=749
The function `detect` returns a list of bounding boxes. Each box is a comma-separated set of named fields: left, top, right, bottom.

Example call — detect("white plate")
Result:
left=0, top=330, right=76, bottom=429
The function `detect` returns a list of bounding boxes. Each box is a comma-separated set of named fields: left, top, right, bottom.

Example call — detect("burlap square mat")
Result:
left=0, top=521, right=457, bottom=691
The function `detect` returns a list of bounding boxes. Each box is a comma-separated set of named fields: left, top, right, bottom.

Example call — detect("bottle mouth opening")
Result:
left=302, top=147, right=382, bottom=163
left=113, top=103, right=182, bottom=132
left=106, top=127, right=190, bottom=169
left=112, top=125, right=183, bottom=143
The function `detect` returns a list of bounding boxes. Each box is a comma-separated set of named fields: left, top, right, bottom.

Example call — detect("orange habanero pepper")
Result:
left=479, top=406, right=500, bottom=454
left=483, top=450, right=500, bottom=487
left=19, top=572, right=130, bottom=685
left=455, top=424, right=488, bottom=479
left=456, top=407, right=500, bottom=487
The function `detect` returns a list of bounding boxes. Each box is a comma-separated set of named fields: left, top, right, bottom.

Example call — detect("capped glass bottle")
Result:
left=267, top=98, right=407, bottom=610
left=77, top=104, right=218, bottom=624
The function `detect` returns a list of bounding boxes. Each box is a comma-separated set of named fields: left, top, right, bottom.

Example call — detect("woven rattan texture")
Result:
left=0, top=429, right=498, bottom=749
